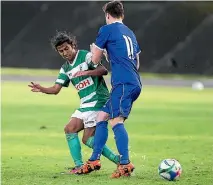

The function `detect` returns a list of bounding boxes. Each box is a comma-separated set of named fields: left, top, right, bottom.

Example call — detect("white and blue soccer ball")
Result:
left=158, top=159, right=182, bottom=181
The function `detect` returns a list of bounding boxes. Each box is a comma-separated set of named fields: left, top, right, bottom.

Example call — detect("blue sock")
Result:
left=90, top=121, right=108, bottom=161
left=112, top=123, right=129, bottom=165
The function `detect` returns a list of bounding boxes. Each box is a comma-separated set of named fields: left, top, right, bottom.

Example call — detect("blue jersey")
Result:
left=95, top=22, right=142, bottom=87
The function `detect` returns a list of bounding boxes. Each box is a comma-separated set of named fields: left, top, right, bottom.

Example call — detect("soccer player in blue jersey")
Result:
left=77, top=1, right=142, bottom=178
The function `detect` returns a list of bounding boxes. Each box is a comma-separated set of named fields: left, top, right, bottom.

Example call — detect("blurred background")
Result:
left=1, top=1, right=213, bottom=75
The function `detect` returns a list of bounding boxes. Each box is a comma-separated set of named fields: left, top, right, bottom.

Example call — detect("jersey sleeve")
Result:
left=55, top=67, right=70, bottom=87
left=94, top=26, right=110, bottom=50
left=85, top=52, right=99, bottom=69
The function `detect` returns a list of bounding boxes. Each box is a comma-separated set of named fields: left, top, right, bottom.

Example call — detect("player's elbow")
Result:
left=99, top=66, right=108, bottom=76
left=53, top=84, right=62, bottom=95
left=103, top=68, right=108, bottom=75
left=53, top=88, right=61, bottom=95
left=54, top=90, right=59, bottom=95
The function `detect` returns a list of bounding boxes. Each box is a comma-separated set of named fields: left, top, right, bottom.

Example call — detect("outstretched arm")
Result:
left=28, top=82, right=62, bottom=95
left=72, top=65, right=108, bottom=78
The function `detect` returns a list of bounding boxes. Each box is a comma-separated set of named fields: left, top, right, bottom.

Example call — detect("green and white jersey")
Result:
left=55, top=50, right=109, bottom=112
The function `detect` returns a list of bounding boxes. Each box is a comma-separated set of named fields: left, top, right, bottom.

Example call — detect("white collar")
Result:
left=111, top=20, right=123, bottom=24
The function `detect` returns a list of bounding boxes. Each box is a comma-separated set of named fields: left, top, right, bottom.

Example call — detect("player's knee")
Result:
left=97, top=111, right=109, bottom=122
left=64, top=124, right=72, bottom=133
left=64, top=118, right=84, bottom=133
left=109, top=117, right=124, bottom=127
left=64, top=124, right=78, bottom=133
left=64, top=124, right=69, bottom=133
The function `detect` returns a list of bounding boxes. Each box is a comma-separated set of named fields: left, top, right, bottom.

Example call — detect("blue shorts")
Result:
left=102, top=84, right=141, bottom=119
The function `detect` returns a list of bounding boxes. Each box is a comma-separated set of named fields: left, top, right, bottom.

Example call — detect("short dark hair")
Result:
left=103, top=1, right=124, bottom=19
left=50, top=31, right=77, bottom=50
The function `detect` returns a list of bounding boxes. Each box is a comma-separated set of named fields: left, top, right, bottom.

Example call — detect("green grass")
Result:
left=2, top=67, right=213, bottom=79
left=2, top=82, right=213, bottom=185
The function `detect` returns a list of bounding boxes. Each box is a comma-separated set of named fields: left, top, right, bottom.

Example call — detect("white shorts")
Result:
left=71, top=110, right=98, bottom=128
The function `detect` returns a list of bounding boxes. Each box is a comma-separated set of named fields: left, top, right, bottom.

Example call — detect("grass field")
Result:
left=1, top=81, right=213, bottom=185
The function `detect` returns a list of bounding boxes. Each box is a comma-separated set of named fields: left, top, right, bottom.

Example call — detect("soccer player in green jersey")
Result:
left=28, top=31, right=119, bottom=174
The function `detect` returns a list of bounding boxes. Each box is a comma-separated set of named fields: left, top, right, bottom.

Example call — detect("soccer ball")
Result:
left=158, top=159, right=182, bottom=181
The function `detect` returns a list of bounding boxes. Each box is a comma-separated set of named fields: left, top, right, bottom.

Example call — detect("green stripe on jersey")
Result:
left=55, top=50, right=109, bottom=111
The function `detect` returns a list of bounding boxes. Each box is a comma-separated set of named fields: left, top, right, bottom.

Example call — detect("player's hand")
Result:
left=72, top=71, right=88, bottom=78
left=28, top=82, right=42, bottom=92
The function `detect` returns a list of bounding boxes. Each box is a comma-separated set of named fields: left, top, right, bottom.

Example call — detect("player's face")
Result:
left=56, top=42, right=76, bottom=61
